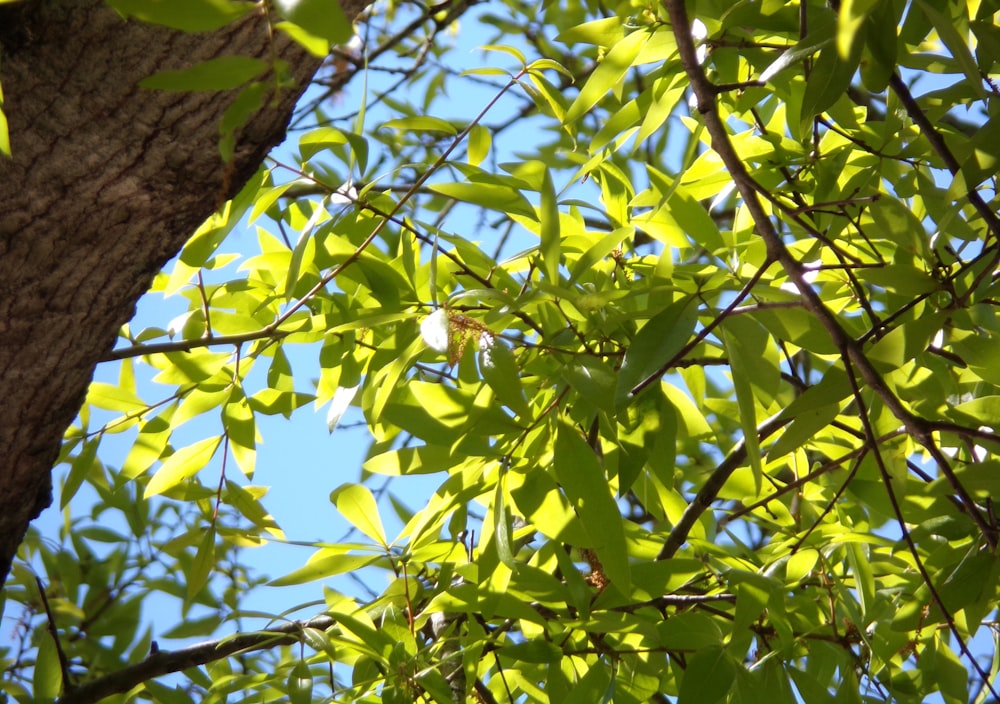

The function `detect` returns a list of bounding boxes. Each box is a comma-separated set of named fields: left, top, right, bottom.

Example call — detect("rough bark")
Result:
left=0, top=0, right=358, bottom=586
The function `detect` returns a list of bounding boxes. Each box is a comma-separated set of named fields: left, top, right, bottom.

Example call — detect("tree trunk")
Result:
left=0, top=0, right=357, bottom=586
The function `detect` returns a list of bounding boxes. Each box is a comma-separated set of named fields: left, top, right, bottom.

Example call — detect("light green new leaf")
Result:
left=85, top=381, right=146, bottom=413
left=564, top=29, right=646, bottom=124
left=846, top=542, right=875, bottom=621
left=363, top=445, right=454, bottom=475
left=467, top=124, right=491, bottom=166
left=273, top=0, right=352, bottom=46
left=299, top=126, right=349, bottom=160
left=554, top=421, right=630, bottom=591
left=140, top=57, right=267, bottom=91
left=106, top=0, right=253, bottom=31
left=429, top=182, right=535, bottom=219
left=225, top=480, right=279, bottom=532
left=122, top=413, right=173, bottom=479
left=218, top=82, right=267, bottom=162
left=145, top=436, right=222, bottom=497
left=556, top=16, right=623, bottom=47
left=381, top=116, right=457, bottom=135
left=268, top=552, right=381, bottom=586
left=330, top=483, right=387, bottom=547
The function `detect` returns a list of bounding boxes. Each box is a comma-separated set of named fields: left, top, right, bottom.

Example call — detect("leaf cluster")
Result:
left=4, top=0, right=1000, bottom=702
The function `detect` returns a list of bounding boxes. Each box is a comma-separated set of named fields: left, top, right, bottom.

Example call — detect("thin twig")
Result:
left=35, top=577, right=73, bottom=692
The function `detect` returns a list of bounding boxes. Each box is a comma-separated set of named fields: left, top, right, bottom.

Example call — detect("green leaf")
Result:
left=219, top=81, right=267, bottom=161
left=759, top=28, right=834, bottom=83
left=616, top=298, right=698, bottom=407
left=493, top=478, right=516, bottom=568
left=33, top=630, right=62, bottom=700
left=145, top=436, right=221, bottom=497
left=140, top=57, right=267, bottom=91
left=538, top=166, right=561, bottom=283
left=553, top=421, right=630, bottom=591
left=565, top=29, right=646, bottom=124
left=86, top=381, right=146, bottom=413
left=499, top=639, right=562, bottom=663
left=381, top=116, right=457, bottom=135
left=429, top=182, right=535, bottom=218
left=288, top=661, right=313, bottom=704
left=62, top=439, right=99, bottom=509
left=330, top=483, right=387, bottom=547
left=478, top=334, right=530, bottom=418
left=222, top=387, right=256, bottom=476
left=122, top=413, right=173, bottom=479
left=467, top=124, right=491, bottom=166
left=722, top=319, right=763, bottom=494
left=916, top=0, right=986, bottom=98
left=268, top=551, right=381, bottom=585
left=836, top=0, right=878, bottom=60
left=362, top=445, right=455, bottom=476
left=273, top=0, right=352, bottom=46
left=225, top=480, right=280, bottom=532
left=800, top=43, right=859, bottom=131
left=677, top=645, right=737, bottom=704
left=106, top=0, right=253, bottom=31
left=187, top=527, right=216, bottom=600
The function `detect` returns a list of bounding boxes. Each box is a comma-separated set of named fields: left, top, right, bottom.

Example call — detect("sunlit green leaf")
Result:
left=330, top=483, right=387, bottom=546
left=273, top=0, right=352, bottom=46
left=145, top=436, right=222, bottom=497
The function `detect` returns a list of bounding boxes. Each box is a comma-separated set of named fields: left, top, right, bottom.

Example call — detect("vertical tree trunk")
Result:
left=0, top=0, right=355, bottom=586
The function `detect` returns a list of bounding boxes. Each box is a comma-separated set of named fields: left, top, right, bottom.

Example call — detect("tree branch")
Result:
left=657, top=413, right=790, bottom=560
left=57, top=615, right=336, bottom=704
left=661, top=0, right=996, bottom=550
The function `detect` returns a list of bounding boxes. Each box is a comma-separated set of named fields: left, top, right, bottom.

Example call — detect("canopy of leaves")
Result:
left=4, top=0, right=1000, bottom=702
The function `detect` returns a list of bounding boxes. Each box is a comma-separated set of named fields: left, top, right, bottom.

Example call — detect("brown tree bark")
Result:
left=0, top=0, right=359, bottom=587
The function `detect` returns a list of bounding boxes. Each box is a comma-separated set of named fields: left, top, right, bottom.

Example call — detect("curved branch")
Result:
left=57, top=615, right=336, bottom=704
left=657, top=412, right=790, bottom=560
